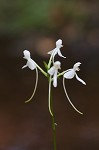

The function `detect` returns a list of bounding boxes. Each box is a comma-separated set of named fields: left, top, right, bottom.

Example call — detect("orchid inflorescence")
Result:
left=22, top=39, right=86, bottom=116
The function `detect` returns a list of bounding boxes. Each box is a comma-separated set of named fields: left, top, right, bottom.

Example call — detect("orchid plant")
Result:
left=22, top=39, right=86, bottom=150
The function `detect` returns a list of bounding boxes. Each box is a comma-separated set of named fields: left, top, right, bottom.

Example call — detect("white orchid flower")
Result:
left=22, top=50, right=38, bottom=103
left=22, top=50, right=36, bottom=70
left=48, top=61, right=61, bottom=87
left=64, top=62, right=86, bottom=85
left=48, top=39, right=66, bottom=68
left=48, top=61, right=61, bottom=116
left=63, top=62, right=86, bottom=115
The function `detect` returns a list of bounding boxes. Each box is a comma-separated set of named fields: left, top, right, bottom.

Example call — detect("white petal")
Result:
left=54, top=61, right=61, bottom=69
left=48, top=49, right=54, bottom=55
left=75, top=73, right=86, bottom=85
left=23, top=50, right=31, bottom=60
left=25, top=68, right=38, bottom=103
left=22, top=64, right=27, bottom=69
left=64, top=69, right=75, bottom=79
left=53, top=70, right=57, bottom=87
left=56, top=39, right=63, bottom=48
left=57, top=49, right=66, bottom=58
left=73, top=62, right=81, bottom=71
left=27, top=58, right=36, bottom=70
left=74, top=62, right=81, bottom=67
left=48, top=66, right=55, bottom=76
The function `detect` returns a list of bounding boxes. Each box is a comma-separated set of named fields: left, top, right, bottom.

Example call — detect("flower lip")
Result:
left=48, top=61, right=61, bottom=88
left=27, top=58, right=36, bottom=70
left=64, top=69, right=75, bottom=79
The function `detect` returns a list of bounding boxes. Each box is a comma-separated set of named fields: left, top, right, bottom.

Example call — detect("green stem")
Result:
left=57, top=71, right=66, bottom=77
left=48, top=55, right=52, bottom=69
left=56, top=69, right=72, bottom=79
left=34, top=62, right=47, bottom=77
left=50, top=85, right=57, bottom=150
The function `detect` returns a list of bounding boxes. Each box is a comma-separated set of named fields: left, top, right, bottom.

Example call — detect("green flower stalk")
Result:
left=22, top=39, right=86, bottom=150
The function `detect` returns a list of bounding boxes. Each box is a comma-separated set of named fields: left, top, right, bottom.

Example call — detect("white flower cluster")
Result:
left=22, top=39, right=86, bottom=115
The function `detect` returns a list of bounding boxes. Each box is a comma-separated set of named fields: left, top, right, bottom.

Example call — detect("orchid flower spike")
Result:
left=22, top=50, right=38, bottom=103
left=48, top=61, right=61, bottom=116
left=48, top=39, right=66, bottom=68
left=48, top=61, right=61, bottom=87
left=63, top=62, right=86, bottom=115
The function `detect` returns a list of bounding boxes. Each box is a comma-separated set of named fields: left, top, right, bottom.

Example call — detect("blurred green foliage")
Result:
left=0, top=0, right=91, bottom=35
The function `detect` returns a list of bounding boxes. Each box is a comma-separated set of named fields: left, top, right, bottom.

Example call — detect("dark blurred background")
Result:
left=0, top=0, right=99, bottom=150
